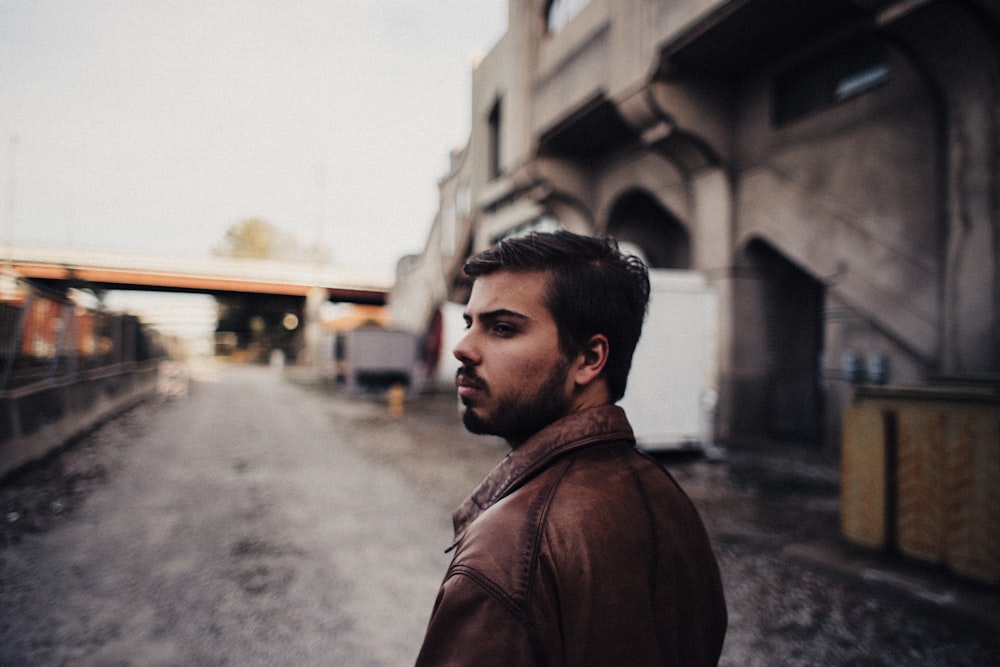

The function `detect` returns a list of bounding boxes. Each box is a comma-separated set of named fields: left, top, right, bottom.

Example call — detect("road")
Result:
left=2, top=362, right=998, bottom=665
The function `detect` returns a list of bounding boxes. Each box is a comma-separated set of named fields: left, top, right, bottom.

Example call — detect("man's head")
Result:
left=453, top=230, right=649, bottom=444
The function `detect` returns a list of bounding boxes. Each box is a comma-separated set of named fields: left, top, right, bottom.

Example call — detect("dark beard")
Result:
left=461, top=356, right=572, bottom=446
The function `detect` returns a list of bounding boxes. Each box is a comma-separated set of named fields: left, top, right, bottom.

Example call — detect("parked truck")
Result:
left=618, top=270, right=719, bottom=451
left=336, top=327, right=421, bottom=395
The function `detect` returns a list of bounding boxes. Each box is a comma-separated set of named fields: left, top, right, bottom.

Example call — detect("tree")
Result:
left=214, top=218, right=332, bottom=263
left=213, top=218, right=294, bottom=259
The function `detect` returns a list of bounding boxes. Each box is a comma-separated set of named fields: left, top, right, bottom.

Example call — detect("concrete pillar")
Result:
left=300, top=286, right=327, bottom=367
left=690, top=167, right=736, bottom=442
left=942, top=72, right=1000, bottom=374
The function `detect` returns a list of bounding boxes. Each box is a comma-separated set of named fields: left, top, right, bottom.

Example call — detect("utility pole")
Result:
left=4, top=134, right=17, bottom=266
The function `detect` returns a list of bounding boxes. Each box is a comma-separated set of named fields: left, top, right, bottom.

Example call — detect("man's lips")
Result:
left=456, top=370, right=486, bottom=398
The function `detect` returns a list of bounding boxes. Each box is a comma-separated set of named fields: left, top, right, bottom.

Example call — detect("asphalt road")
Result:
left=2, top=362, right=998, bottom=666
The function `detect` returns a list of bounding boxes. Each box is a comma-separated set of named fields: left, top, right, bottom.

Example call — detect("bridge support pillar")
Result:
left=300, top=286, right=327, bottom=366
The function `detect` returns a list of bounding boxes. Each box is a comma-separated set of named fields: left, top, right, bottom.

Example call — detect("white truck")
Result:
left=618, top=270, right=719, bottom=451
left=337, top=327, right=421, bottom=395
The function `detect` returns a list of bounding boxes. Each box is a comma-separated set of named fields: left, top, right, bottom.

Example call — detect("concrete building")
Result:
left=390, top=0, right=1000, bottom=452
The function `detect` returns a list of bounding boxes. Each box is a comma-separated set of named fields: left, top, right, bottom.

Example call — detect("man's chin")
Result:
left=461, top=408, right=527, bottom=445
left=460, top=407, right=490, bottom=435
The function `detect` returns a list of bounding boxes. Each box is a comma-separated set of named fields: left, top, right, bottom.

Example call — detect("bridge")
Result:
left=4, top=245, right=392, bottom=304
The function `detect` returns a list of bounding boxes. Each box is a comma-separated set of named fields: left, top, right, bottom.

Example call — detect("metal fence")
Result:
left=0, top=274, right=163, bottom=393
left=0, top=273, right=166, bottom=477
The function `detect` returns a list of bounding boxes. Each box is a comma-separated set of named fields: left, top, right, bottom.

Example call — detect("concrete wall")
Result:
left=0, top=362, right=158, bottom=479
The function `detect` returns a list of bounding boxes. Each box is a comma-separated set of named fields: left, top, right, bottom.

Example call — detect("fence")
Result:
left=0, top=274, right=164, bottom=478
left=841, top=383, right=1000, bottom=585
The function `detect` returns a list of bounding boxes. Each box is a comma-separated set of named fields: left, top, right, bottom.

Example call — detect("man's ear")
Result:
left=573, top=334, right=609, bottom=387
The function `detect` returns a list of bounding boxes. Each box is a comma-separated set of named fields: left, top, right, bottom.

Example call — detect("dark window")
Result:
left=546, top=0, right=590, bottom=33
left=773, top=36, right=889, bottom=126
left=488, top=98, right=502, bottom=180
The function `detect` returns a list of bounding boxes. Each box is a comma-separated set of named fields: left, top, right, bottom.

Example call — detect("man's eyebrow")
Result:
left=464, top=308, right=531, bottom=323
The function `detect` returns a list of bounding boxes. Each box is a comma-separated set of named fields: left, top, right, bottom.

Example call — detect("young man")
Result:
left=416, top=231, right=727, bottom=666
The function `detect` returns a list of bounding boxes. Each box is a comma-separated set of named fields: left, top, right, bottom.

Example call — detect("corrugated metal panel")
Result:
left=942, top=406, right=1000, bottom=584
left=896, top=407, right=947, bottom=563
left=841, top=386, right=1000, bottom=585
left=840, top=401, right=888, bottom=549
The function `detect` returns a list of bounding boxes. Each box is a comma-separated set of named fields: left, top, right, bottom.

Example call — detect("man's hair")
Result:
left=463, top=230, right=650, bottom=402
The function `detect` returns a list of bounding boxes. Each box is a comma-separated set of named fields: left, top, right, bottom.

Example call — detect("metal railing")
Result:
left=0, top=274, right=164, bottom=477
left=0, top=274, right=162, bottom=394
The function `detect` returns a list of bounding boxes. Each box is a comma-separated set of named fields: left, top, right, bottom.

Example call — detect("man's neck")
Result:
left=570, top=379, right=611, bottom=414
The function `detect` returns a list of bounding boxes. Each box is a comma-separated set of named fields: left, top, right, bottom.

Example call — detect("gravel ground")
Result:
left=1, top=407, right=150, bottom=548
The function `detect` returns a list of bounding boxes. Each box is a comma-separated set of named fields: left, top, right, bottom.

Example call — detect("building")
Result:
left=390, top=0, right=1000, bottom=452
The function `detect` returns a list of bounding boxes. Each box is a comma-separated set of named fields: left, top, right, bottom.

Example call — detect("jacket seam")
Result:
left=449, top=564, right=523, bottom=618
left=522, top=456, right=575, bottom=665
left=522, top=456, right=574, bottom=606
left=448, top=563, right=546, bottom=656
left=630, top=459, right=660, bottom=599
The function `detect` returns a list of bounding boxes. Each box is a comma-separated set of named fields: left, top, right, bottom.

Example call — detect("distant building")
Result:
left=390, top=0, right=1000, bottom=452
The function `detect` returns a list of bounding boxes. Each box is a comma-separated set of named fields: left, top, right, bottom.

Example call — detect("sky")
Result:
left=0, top=0, right=507, bottom=279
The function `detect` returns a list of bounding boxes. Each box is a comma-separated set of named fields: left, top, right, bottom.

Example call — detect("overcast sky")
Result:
left=0, top=1, right=506, bottom=279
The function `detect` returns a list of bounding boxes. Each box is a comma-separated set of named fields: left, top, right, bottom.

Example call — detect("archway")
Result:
left=606, top=190, right=691, bottom=269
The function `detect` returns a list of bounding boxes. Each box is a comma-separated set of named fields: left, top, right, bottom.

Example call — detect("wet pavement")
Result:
left=1, top=362, right=998, bottom=665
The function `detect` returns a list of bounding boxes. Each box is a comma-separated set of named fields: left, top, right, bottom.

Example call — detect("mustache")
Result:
left=456, top=367, right=487, bottom=391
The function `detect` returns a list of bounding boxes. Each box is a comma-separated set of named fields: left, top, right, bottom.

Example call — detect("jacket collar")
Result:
left=452, top=404, right=634, bottom=536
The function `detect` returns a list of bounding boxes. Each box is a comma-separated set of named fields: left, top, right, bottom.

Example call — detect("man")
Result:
left=416, top=231, right=727, bottom=666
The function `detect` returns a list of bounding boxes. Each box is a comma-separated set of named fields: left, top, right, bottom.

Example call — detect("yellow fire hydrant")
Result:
left=388, top=383, right=406, bottom=417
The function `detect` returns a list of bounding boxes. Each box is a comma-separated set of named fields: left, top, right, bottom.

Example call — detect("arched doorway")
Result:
left=606, top=190, right=691, bottom=269
left=737, top=239, right=825, bottom=445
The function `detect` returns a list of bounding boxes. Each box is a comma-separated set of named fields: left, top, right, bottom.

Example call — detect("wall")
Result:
left=1, top=274, right=164, bottom=478
left=0, top=362, right=158, bottom=479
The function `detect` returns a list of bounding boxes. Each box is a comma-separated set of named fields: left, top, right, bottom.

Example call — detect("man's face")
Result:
left=453, top=270, right=574, bottom=446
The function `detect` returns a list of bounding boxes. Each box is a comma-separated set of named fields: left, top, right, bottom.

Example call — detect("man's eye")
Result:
left=493, top=323, right=516, bottom=336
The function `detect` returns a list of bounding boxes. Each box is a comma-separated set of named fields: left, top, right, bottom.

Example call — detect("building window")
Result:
left=488, top=98, right=502, bottom=180
left=773, top=36, right=889, bottom=126
left=546, top=0, right=589, bottom=33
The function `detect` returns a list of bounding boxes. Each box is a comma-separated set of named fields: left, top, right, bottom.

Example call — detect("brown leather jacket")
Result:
left=416, top=405, right=727, bottom=666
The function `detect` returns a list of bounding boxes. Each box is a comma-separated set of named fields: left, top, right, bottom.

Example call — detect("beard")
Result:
left=460, top=355, right=573, bottom=446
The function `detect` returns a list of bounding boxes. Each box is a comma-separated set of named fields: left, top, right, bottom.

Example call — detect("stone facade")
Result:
left=390, top=0, right=1000, bottom=452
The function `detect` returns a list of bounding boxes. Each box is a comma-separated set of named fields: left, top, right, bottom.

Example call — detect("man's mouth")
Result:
left=456, top=369, right=486, bottom=398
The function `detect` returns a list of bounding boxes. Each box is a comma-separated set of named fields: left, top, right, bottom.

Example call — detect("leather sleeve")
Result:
left=415, top=570, right=541, bottom=666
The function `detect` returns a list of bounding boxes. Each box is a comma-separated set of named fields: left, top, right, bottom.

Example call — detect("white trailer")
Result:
left=618, top=270, right=719, bottom=451
left=339, top=327, right=420, bottom=394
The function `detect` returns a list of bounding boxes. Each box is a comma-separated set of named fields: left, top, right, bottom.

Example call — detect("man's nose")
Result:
left=453, top=331, right=478, bottom=365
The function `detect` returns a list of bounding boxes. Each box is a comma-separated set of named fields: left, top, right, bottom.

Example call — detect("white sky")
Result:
left=0, top=0, right=506, bottom=279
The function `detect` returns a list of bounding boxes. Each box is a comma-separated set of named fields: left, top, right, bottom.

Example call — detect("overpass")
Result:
left=4, top=245, right=391, bottom=304
left=4, top=244, right=395, bottom=365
